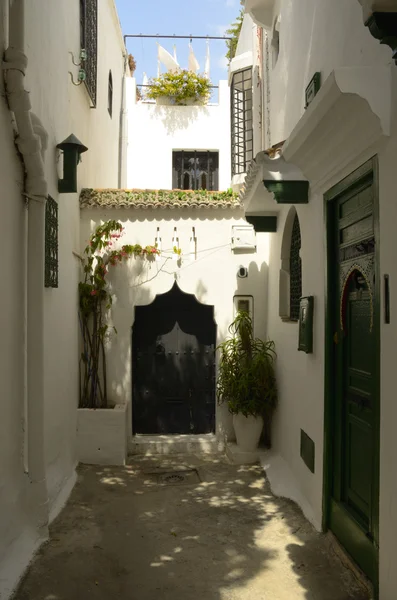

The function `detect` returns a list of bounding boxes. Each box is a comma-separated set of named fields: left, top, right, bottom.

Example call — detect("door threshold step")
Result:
left=128, top=434, right=223, bottom=456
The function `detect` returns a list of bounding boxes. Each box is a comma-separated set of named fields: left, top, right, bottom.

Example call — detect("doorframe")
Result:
left=322, top=156, right=381, bottom=589
left=131, top=282, right=218, bottom=435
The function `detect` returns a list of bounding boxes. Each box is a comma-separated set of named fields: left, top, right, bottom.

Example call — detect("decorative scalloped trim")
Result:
left=80, top=188, right=242, bottom=210
left=340, top=264, right=374, bottom=333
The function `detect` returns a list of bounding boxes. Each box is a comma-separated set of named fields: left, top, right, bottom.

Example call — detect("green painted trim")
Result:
left=245, top=215, right=277, bottom=232
left=305, top=72, right=321, bottom=109
left=298, top=296, right=314, bottom=353
left=323, top=157, right=380, bottom=596
left=329, top=499, right=378, bottom=583
left=372, top=158, right=381, bottom=560
left=263, top=180, right=309, bottom=204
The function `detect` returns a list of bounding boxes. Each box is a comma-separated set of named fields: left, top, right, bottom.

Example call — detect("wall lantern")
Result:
left=56, top=134, right=88, bottom=193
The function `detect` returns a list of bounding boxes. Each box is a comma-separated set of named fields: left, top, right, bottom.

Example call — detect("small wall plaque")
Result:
left=298, top=296, right=314, bottom=353
left=305, top=72, right=321, bottom=109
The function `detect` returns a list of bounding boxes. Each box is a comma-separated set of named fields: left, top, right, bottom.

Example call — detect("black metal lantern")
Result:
left=57, top=134, right=88, bottom=193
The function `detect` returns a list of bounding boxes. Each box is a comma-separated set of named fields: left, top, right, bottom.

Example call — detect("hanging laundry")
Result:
left=204, top=39, right=210, bottom=78
left=188, top=42, right=200, bottom=73
left=141, top=72, right=149, bottom=99
left=157, top=43, right=180, bottom=73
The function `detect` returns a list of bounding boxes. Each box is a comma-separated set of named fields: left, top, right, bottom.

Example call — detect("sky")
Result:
left=115, top=0, right=241, bottom=86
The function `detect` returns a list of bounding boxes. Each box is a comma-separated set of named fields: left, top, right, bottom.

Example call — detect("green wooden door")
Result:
left=325, top=160, right=379, bottom=586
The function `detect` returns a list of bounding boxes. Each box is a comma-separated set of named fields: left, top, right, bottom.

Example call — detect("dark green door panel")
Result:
left=325, top=159, right=380, bottom=589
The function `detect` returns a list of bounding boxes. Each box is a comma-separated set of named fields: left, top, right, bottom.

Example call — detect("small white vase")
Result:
left=233, top=413, right=264, bottom=452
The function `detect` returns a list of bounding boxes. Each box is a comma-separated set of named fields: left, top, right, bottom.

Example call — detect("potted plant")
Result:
left=146, top=70, right=212, bottom=106
left=77, top=220, right=160, bottom=465
left=217, top=311, right=277, bottom=452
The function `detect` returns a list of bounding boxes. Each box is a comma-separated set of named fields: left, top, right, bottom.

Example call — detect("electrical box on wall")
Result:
left=231, top=225, right=256, bottom=252
left=298, top=296, right=314, bottom=353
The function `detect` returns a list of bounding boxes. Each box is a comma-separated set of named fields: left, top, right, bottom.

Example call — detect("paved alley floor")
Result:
left=14, top=454, right=370, bottom=600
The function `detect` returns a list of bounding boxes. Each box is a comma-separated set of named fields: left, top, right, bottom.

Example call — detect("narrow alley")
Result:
left=15, top=455, right=370, bottom=600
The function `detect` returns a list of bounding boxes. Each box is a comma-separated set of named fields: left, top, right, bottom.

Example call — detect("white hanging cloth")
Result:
left=188, top=42, right=200, bottom=73
left=204, top=39, right=210, bottom=78
left=142, top=72, right=149, bottom=98
left=157, top=43, right=180, bottom=73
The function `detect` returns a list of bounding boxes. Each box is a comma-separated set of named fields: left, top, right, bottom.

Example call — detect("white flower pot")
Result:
left=155, top=96, right=205, bottom=106
left=76, top=403, right=128, bottom=465
left=233, top=413, right=264, bottom=452
left=156, top=96, right=175, bottom=105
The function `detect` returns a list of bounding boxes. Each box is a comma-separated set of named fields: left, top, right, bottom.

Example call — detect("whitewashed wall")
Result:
left=0, top=1, right=125, bottom=597
left=125, top=79, right=231, bottom=191
left=80, top=208, right=270, bottom=443
left=242, top=0, right=397, bottom=597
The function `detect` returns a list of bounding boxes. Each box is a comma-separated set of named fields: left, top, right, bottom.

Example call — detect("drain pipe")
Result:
left=4, top=0, right=48, bottom=529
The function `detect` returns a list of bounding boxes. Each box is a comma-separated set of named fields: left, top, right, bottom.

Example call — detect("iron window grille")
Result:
left=45, top=196, right=58, bottom=288
left=289, top=213, right=302, bottom=321
left=108, top=70, right=113, bottom=117
left=231, top=68, right=253, bottom=176
left=80, top=0, right=98, bottom=107
left=172, top=151, right=219, bottom=191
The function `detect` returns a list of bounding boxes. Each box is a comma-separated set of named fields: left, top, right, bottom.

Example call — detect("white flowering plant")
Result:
left=146, top=70, right=212, bottom=105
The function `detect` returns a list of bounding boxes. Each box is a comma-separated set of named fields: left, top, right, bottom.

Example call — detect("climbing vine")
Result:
left=79, top=220, right=160, bottom=409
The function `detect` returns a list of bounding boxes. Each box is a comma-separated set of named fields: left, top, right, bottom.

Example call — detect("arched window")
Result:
left=108, top=70, right=113, bottom=117
left=279, top=207, right=302, bottom=321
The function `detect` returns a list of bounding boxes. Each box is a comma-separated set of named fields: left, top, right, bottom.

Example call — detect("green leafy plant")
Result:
left=225, top=7, right=244, bottom=63
left=217, top=311, right=277, bottom=446
left=79, top=220, right=161, bottom=409
left=146, top=70, right=212, bottom=105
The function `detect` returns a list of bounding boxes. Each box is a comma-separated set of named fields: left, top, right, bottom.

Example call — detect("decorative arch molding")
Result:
left=279, top=207, right=302, bottom=321
left=133, top=281, right=217, bottom=342
left=340, top=265, right=374, bottom=333
left=282, top=67, right=392, bottom=188
left=244, top=0, right=276, bottom=29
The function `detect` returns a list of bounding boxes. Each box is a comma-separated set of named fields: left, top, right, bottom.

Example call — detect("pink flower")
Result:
left=90, top=290, right=97, bottom=296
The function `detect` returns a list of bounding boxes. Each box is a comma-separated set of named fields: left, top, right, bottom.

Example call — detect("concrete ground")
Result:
left=14, top=454, right=371, bottom=600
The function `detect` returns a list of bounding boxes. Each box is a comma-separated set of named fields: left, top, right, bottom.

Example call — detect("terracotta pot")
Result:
left=233, top=413, right=264, bottom=452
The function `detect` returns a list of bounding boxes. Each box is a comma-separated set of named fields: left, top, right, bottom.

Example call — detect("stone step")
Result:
left=128, top=434, right=223, bottom=456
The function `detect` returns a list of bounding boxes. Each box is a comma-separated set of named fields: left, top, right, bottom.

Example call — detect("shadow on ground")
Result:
left=14, top=455, right=370, bottom=600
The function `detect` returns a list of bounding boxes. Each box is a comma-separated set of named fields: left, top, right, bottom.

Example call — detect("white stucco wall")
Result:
left=0, top=1, right=125, bottom=597
left=125, top=79, right=231, bottom=191
left=80, top=208, right=270, bottom=443
left=268, top=0, right=392, bottom=146
left=241, top=0, right=397, bottom=596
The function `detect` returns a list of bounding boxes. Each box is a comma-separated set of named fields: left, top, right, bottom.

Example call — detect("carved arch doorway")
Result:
left=132, top=282, right=216, bottom=434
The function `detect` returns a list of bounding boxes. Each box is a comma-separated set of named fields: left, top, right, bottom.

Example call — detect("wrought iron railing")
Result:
left=45, top=196, right=58, bottom=288
left=231, top=67, right=253, bottom=176
left=290, top=214, right=302, bottom=321
left=81, top=0, right=98, bottom=107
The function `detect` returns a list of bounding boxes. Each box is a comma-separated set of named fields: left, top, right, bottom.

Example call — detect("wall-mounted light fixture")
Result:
left=56, top=134, right=88, bottom=193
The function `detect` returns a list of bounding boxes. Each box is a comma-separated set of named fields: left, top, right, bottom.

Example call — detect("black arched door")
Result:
left=132, top=282, right=216, bottom=434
